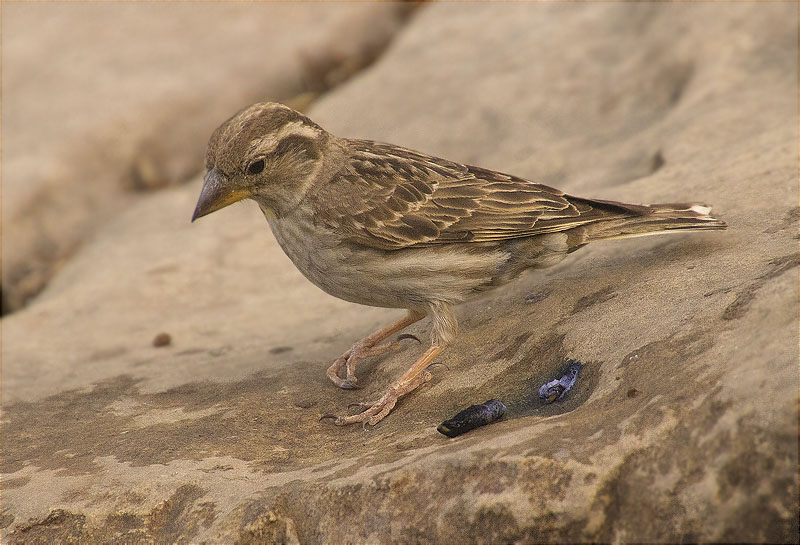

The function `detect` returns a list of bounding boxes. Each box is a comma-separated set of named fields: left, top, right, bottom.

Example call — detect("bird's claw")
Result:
left=320, top=402, right=377, bottom=426
left=321, top=389, right=398, bottom=427
left=396, top=333, right=422, bottom=344
left=347, top=402, right=374, bottom=414
left=427, top=361, right=450, bottom=372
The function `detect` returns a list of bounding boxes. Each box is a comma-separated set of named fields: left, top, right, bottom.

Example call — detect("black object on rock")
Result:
left=437, top=399, right=507, bottom=438
left=538, top=359, right=583, bottom=403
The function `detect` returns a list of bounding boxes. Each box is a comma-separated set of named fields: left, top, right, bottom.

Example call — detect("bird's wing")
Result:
left=308, top=140, right=636, bottom=250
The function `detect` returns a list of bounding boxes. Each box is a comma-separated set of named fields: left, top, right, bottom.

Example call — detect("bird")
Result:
left=192, top=102, right=726, bottom=426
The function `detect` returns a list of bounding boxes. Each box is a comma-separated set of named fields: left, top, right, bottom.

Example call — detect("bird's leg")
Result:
left=326, top=311, right=424, bottom=390
left=326, top=302, right=457, bottom=426
left=330, top=345, right=443, bottom=426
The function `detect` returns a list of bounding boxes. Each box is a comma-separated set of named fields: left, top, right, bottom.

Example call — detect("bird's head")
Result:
left=192, top=102, right=330, bottom=222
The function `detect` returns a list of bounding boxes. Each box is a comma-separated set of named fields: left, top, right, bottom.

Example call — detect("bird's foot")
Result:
left=321, top=370, right=432, bottom=427
left=326, top=334, right=421, bottom=390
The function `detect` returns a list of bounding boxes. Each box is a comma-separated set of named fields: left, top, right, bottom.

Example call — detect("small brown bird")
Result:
left=192, top=102, right=726, bottom=426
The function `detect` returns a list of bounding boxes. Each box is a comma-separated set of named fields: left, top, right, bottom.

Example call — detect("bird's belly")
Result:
left=265, top=213, right=508, bottom=310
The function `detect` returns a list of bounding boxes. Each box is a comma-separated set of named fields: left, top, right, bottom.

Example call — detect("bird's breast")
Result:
left=262, top=207, right=513, bottom=310
left=263, top=209, right=378, bottom=306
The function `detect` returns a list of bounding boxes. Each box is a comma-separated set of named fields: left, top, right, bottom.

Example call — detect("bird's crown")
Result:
left=205, top=102, right=325, bottom=177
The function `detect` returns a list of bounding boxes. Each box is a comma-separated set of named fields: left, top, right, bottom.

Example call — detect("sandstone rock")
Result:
left=1, top=2, right=416, bottom=313
left=2, top=3, right=797, bottom=543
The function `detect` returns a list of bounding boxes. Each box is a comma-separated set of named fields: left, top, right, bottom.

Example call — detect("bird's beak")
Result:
left=191, top=168, right=250, bottom=222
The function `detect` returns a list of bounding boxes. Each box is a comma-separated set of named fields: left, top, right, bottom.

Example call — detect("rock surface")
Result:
left=2, top=3, right=798, bottom=543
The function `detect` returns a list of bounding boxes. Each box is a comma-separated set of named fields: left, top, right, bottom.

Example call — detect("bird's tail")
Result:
left=582, top=201, right=727, bottom=243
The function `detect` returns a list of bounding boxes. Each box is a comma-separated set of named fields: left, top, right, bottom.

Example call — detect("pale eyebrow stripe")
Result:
left=276, top=120, right=323, bottom=142
left=246, top=120, right=322, bottom=158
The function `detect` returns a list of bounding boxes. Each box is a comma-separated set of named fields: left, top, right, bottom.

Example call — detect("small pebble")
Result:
left=437, top=399, right=506, bottom=438
left=538, top=359, right=583, bottom=403
left=269, top=346, right=294, bottom=355
left=293, top=400, right=315, bottom=409
left=627, top=388, right=639, bottom=398
left=152, top=332, right=172, bottom=347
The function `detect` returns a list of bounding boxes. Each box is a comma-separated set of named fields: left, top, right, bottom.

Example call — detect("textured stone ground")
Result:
left=2, top=3, right=798, bottom=543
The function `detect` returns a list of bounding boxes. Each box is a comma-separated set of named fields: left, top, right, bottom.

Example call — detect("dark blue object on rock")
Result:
left=437, top=399, right=507, bottom=438
left=538, top=359, right=583, bottom=403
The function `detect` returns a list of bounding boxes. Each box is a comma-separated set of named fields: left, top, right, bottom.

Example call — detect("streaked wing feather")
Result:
left=309, top=140, right=629, bottom=250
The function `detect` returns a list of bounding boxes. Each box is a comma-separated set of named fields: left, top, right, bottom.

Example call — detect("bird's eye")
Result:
left=246, top=159, right=265, bottom=175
